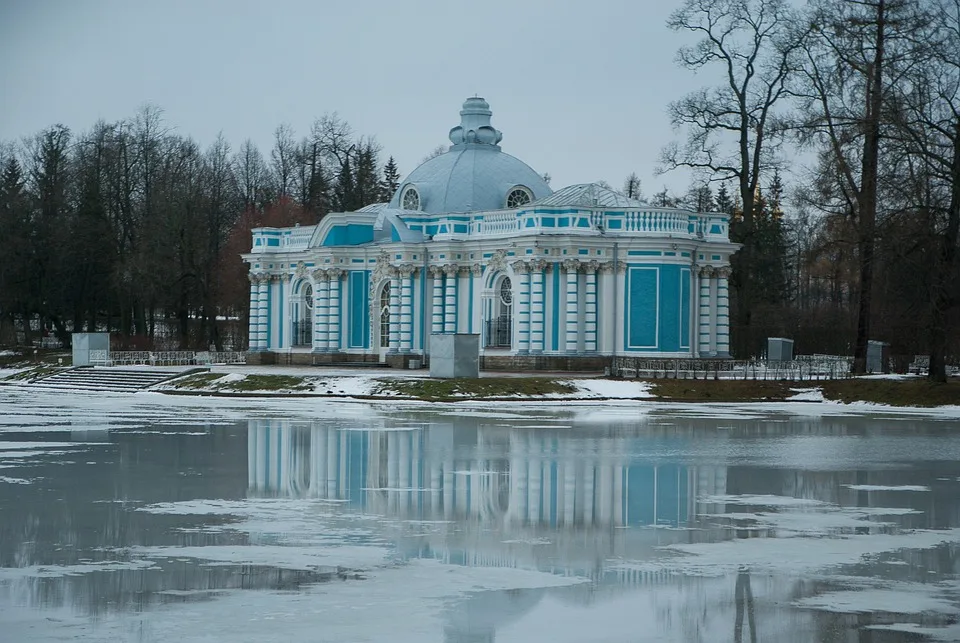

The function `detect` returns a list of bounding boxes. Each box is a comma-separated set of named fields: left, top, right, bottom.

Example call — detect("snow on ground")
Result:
left=843, top=484, right=931, bottom=492
left=565, top=378, right=653, bottom=398
left=786, top=387, right=825, bottom=402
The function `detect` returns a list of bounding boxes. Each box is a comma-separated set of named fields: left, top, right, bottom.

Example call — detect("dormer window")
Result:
left=506, top=186, right=532, bottom=209
left=401, top=185, right=421, bottom=211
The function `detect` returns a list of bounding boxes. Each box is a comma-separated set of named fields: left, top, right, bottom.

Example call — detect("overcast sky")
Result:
left=0, top=0, right=706, bottom=196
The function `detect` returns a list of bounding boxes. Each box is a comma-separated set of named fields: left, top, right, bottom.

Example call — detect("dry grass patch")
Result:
left=379, top=377, right=576, bottom=401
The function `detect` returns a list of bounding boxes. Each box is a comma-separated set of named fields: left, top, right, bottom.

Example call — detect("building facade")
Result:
left=243, top=97, right=739, bottom=369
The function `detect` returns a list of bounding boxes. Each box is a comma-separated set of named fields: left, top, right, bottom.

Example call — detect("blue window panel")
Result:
left=607, top=219, right=623, bottom=230
left=351, top=258, right=364, bottom=263
left=255, top=238, right=262, bottom=246
left=681, top=252, right=691, bottom=258
left=541, top=217, right=556, bottom=227
left=349, top=271, right=369, bottom=348
left=712, top=255, right=721, bottom=261
left=322, top=224, right=374, bottom=246
left=558, top=217, right=569, bottom=227
left=578, top=248, right=589, bottom=255
left=266, top=238, right=280, bottom=247
left=627, top=267, right=658, bottom=349
left=525, top=218, right=536, bottom=228
left=526, top=248, right=534, bottom=255
left=658, top=265, right=681, bottom=352
left=664, top=251, right=676, bottom=257
left=680, top=268, right=691, bottom=349
left=710, top=224, right=723, bottom=235
left=577, top=218, right=590, bottom=228
left=628, top=250, right=660, bottom=256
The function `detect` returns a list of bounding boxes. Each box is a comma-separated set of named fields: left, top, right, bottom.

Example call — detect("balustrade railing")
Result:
left=88, top=350, right=247, bottom=367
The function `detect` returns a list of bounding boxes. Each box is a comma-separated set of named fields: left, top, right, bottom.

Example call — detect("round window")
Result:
left=401, top=186, right=420, bottom=211
left=304, top=284, right=314, bottom=310
left=506, top=186, right=532, bottom=209
left=499, top=277, right=513, bottom=306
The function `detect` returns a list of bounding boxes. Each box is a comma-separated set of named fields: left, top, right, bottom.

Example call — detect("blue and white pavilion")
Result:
left=243, top=97, right=738, bottom=369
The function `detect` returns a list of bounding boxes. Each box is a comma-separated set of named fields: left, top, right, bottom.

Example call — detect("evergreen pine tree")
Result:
left=714, top=182, right=734, bottom=214
left=334, top=156, right=355, bottom=212
left=353, top=142, right=380, bottom=208
left=380, top=156, right=400, bottom=202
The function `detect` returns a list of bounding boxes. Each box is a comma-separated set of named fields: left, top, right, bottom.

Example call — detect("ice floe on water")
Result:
left=647, top=528, right=960, bottom=576
left=795, top=586, right=960, bottom=615
left=843, top=484, right=931, bottom=492
left=699, top=494, right=830, bottom=507
left=128, top=544, right=392, bottom=572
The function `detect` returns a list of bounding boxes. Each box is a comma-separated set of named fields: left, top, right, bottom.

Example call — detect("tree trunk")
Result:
left=928, top=121, right=960, bottom=382
left=853, top=0, right=886, bottom=374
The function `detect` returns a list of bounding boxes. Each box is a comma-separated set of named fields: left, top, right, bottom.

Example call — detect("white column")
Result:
left=530, top=259, right=547, bottom=353
left=279, top=275, right=291, bottom=349
left=443, top=264, right=457, bottom=334
left=247, top=274, right=259, bottom=350
left=399, top=265, right=414, bottom=352
left=584, top=262, right=598, bottom=353
left=388, top=270, right=401, bottom=352
left=716, top=267, right=731, bottom=357
left=430, top=266, right=444, bottom=335
left=512, top=261, right=531, bottom=354
left=698, top=266, right=712, bottom=356
left=256, top=276, right=269, bottom=349
left=312, top=270, right=329, bottom=352
left=327, top=269, right=342, bottom=351
left=563, top=259, right=580, bottom=354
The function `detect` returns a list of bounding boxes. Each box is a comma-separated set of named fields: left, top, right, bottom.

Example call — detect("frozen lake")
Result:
left=0, top=388, right=959, bottom=641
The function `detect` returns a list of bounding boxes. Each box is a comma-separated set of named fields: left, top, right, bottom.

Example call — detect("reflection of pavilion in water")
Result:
left=247, top=418, right=728, bottom=532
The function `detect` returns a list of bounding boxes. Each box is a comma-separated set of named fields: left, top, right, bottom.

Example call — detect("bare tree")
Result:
left=661, top=0, right=806, bottom=354
left=270, top=123, right=296, bottom=198
left=794, top=0, right=921, bottom=371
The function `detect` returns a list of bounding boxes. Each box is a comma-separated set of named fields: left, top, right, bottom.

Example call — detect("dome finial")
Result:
left=448, top=96, right=503, bottom=148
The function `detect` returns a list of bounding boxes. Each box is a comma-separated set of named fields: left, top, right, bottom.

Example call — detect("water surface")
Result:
left=0, top=390, right=959, bottom=641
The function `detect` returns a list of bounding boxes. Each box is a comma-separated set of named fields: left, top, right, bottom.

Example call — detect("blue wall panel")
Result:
left=323, top=224, right=375, bottom=247
left=627, top=267, right=658, bottom=349
left=680, top=268, right=691, bottom=349
left=658, top=266, right=680, bottom=352
left=348, top=271, right=370, bottom=348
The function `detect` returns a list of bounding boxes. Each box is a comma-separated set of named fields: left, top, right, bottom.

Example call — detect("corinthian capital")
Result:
left=510, top=260, right=530, bottom=274
left=561, top=258, right=581, bottom=273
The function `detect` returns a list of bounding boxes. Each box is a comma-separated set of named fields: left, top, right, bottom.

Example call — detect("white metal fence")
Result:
left=88, top=350, right=246, bottom=367
left=613, top=356, right=853, bottom=380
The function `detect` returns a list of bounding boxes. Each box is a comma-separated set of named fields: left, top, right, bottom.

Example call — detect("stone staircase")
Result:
left=27, top=367, right=197, bottom=393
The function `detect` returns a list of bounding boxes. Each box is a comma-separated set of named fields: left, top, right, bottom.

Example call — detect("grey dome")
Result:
left=389, top=97, right=552, bottom=214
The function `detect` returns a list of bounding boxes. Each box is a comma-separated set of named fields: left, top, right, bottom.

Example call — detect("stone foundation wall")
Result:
left=247, top=351, right=610, bottom=372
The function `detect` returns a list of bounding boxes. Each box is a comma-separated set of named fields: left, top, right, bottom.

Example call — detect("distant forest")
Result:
left=3, top=0, right=960, bottom=380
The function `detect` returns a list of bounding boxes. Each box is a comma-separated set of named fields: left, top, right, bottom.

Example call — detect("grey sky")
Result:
left=0, top=0, right=704, bottom=196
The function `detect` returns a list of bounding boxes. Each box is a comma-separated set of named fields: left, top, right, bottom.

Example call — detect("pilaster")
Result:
left=562, top=258, right=580, bottom=354
left=716, top=266, right=731, bottom=357
left=529, top=259, right=548, bottom=353
left=697, top=265, right=713, bottom=357
left=512, top=260, right=531, bottom=354
left=584, top=260, right=599, bottom=353
left=388, top=268, right=401, bottom=353
left=429, top=266, right=444, bottom=336
left=443, top=263, right=458, bottom=334
left=327, top=268, right=343, bottom=351
left=312, top=269, right=330, bottom=352
left=398, top=264, right=416, bottom=352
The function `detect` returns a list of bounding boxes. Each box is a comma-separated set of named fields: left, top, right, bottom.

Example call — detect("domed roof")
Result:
left=389, top=97, right=552, bottom=214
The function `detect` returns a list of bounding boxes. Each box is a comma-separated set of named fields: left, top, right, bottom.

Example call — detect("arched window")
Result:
left=401, top=186, right=420, bottom=211
left=293, top=283, right=313, bottom=346
left=486, top=276, right=513, bottom=348
left=506, top=186, right=532, bottom=209
left=379, top=282, right=391, bottom=347
left=303, top=284, right=313, bottom=311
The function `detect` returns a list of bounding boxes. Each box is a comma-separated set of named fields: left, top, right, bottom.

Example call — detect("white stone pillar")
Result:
left=563, top=259, right=580, bottom=354
left=430, top=266, right=444, bottom=335
left=529, top=259, right=547, bottom=353
left=388, top=269, right=401, bottom=353
left=584, top=261, right=599, bottom=353
left=512, top=261, right=531, bottom=354
left=698, top=266, right=712, bottom=356
left=399, top=265, right=415, bottom=352
left=312, top=269, right=329, bottom=352
left=256, top=275, right=269, bottom=349
left=716, top=267, right=731, bottom=357
left=327, top=269, right=342, bottom=352
left=443, top=264, right=458, bottom=334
